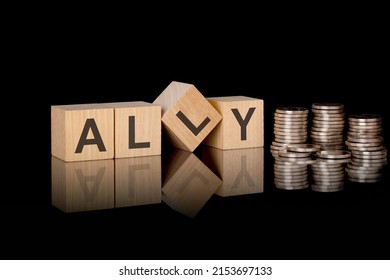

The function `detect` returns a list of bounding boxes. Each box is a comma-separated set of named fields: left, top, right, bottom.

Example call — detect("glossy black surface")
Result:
left=4, top=18, right=390, bottom=259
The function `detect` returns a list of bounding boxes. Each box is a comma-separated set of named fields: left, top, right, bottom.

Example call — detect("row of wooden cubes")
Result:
left=51, top=81, right=264, bottom=162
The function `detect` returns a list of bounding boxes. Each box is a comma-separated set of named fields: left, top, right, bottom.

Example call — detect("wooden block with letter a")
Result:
left=51, top=103, right=114, bottom=162
left=153, top=81, right=222, bottom=152
left=103, top=102, right=161, bottom=158
left=203, top=96, right=264, bottom=150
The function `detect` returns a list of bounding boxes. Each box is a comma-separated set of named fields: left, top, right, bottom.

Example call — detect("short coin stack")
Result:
left=311, top=103, right=345, bottom=151
left=346, top=114, right=387, bottom=183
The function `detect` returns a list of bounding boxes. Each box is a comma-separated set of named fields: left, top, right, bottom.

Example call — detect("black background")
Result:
left=2, top=8, right=389, bottom=260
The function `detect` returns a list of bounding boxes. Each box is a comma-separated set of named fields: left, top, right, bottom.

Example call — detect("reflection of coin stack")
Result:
left=311, top=103, right=345, bottom=150
left=346, top=114, right=387, bottom=183
left=311, top=151, right=351, bottom=192
left=271, top=107, right=311, bottom=190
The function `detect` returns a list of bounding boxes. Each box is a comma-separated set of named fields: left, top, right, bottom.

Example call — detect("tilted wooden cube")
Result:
left=201, top=146, right=264, bottom=197
left=162, top=149, right=221, bottom=218
left=153, top=81, right=222, bottom=152
left=51, top=157, right=115, bottom=213
left=103, top=102, right=161, bottom=158
left=203, top=96, right=264, bottom=150
left=115, top=156, right=161, bottom=208
left=51, top=104, right=114, bottom=162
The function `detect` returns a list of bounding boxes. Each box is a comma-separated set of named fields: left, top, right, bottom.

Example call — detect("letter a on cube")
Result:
left=51, top=103, right=114, bottom=162
left=153, top=81, right=222, bottom=152
left=203, top=96, right=264, bottom=150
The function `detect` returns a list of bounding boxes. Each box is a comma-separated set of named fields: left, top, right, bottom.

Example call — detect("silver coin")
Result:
left=349, top=114, right=381, bottom=122
left=279, top=150, right=313, bottom=158
left=272, top=141, right=289, bottom=147
left=346, top=145, right=385, bottom=152
left=311, top=131, right=343, bottom=136
left=313, top=119, right=344, bottom=125
left=347, top=132, right=381, bottom=137
left=352, top=154, right=387, bottom=160
left=352, top=149, right=387, bottom=157
left=276, top=107, right=309, bottom=115
left=347, top=163, right=384, bottom=171
left=274, top=123, right=308, bottom=129
left=311, top=127, right=344, bottom=133
left=311, top=166, right=345, bottom=172
left=345, top=141, right=383, bottom=148
left=275, top=130, right=308, bottom=136
left=275, top=183, right=309, bottom=190
left=319, top=145, right=345, bottom=150
left=312, top=103, right=344, bottom=110
left=346, top=136, right=383, bottom=143
left=311, top=185, right=344, bottom=192
left=274, top=113, right=308, bottom=119
left=348, top=177, right=381, bottom=183
left=286, top=143, right=321, bottom=153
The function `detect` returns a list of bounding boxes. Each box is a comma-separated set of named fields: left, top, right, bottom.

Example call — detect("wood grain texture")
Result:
left=203, top=96, right=264, bottom=150
left=51, top=157, right=114, bottom=213
left=51, top=103, right=114, bottom=162
left=201, top=146, right=264, bottom=197
left=115, top=156, right=161, bottom=208
left=103, top=102, right=161, bottom=158
left=153, top=81, right=222, bottom=152
left=162, top=149, right=222, bottom=218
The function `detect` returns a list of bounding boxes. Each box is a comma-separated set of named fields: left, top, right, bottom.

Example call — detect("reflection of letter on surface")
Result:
left=162, top=149, right=221, bottom=218
left=115, top=156, right=161, bottom=208
left=51, top=157, right=114, bottom=213
left=201, top=147, right=264, bottom=197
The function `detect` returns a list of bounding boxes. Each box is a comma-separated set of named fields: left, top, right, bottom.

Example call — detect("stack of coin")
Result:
left=273, top=144, right=319, bottom=190
left=271, top=107, right=309, bottom=156
left=346, top=114, right=387, bottom=183
left=274, top=157, right=310, bottom=190
left=311, top=150, right=351, bottom=192
left=311, top=103, right=345, bottom=150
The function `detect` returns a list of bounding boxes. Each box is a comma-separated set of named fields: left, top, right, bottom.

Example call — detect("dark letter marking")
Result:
left=75, top=167, right=106, bottom=202
left=127, top=164, right=150, bottom=198
left=75, top=118, right=106, bottom=153
left=129, top=116, right=150, bottom=149
left=176, top=111, right=210, bottom=136
left=232, top=156, right=255, bottom=188
left=231, top=107, right=256, bottom=140
left=177, top=169, right=209, bottom=194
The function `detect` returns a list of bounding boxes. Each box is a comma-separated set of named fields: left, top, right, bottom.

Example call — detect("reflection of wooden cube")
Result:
left=103, top=102, right=161, bottom=158
left=153, top=81, right=222, bottom=152
left=162, top=149, right=221, bottom=218
left=51, top=157, right=114, bottom=213
left=51, top=104, right=114, bottom=162
left=115, top=156, right=161, bottom=208
left=201, top=147, right=264, bottom=197
left=203, top=96, right=264, bottom=150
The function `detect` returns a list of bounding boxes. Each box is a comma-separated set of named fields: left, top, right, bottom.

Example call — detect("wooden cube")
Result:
left=162, top=149, right=222, bottom=218
left=201, top=146, right=264, bottom=197
left=51, top=157, right=114, bottom=213
left=153, top=81, right=222, bottom=152
left=51, top=104, right=114, bottom=162
left=103, top=102, right=161, bottom=158
left=115, top=156, right=161, bottom=208
left=203, top=96, right=264, bottom=150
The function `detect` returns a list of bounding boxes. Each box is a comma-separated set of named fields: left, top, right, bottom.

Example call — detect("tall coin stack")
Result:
left=311, top=103, right=345, bottom=151
left=346, top=114, right=387, bottom=183
left=271, top=107, right=310, bottom=190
